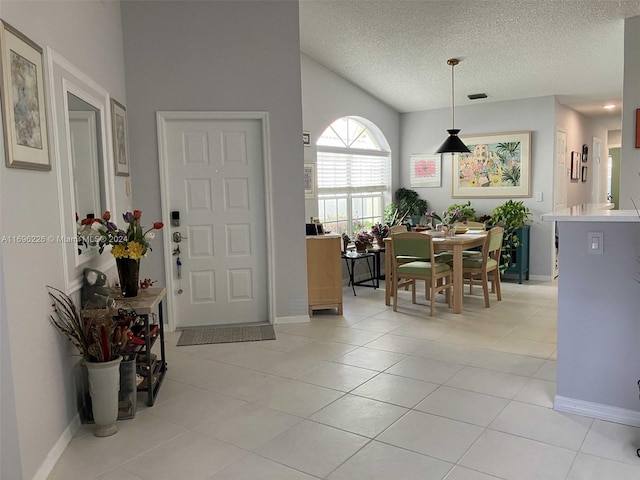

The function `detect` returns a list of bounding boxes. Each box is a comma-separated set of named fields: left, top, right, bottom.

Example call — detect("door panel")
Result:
left=161, top=117, right=268, bottom=328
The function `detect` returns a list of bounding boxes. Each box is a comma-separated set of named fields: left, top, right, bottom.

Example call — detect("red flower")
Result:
left=133, top=210, right=142, bottom=220
left=102, top=211, right=111, bottom=221
left=153, top=222, right=164, bottom=230
left=81, top=218, right=92, bottom=225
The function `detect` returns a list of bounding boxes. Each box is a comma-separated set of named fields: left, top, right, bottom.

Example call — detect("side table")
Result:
left=342, top=251, right=377, bottom=295
left=116, top=287, right=167, bottom=406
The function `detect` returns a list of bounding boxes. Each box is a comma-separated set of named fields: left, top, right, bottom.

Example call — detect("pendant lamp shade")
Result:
left=436, top=59, right=470, bottom=154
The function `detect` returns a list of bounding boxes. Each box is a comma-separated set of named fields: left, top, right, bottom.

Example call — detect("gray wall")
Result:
left=554, top=101, right=608, bottom=207
left=0, top=2, right=127, bottom=478
left=121, top=1, right=308, bottom=319
left=556, top=221, right=640, bottom=413
left=400, top=96, right=556, bottom=279
left=620, top=15, right=640, bottom=209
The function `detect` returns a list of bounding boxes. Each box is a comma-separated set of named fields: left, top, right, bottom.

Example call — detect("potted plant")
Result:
left=354, top=229, right=374, bottom=251
left=394, top=188, right=428, bottom=226
left=490, top=200, right=532, bottom=273
left=47, top=286, right=133, bottom=437
left=371, top=223, right=389, bottom=247
left=444, top=201, right=476, bottom=222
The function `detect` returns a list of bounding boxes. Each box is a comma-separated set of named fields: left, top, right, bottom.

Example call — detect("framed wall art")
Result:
left=570, top=151, right=581, bottom=180
left=304, top=163, right=315, bottom=198
left=581, top=165, right=588, bottom=183
left=410, top=153, right=441, bottom=187
left=0, top=21, right=50, bottom=170
left=452, top=131, right=531, bottom=198
left=110, top=98, right=129, bottom=176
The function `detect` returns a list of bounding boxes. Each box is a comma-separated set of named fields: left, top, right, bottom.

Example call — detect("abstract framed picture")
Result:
left=0, top=21, right=50, bottom=170
left=111, top=98, right=129, bottom=176
left=304, top=163, right=315, bottom=198
left=410, top=153, right=441, bottom=187
left=453, top=131, right=531, bottom=198
left=570, top=152, right=581, bottom=180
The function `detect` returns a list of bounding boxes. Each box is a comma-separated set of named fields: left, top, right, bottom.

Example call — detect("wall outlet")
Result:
left=588, top=232, right=603, bottom=254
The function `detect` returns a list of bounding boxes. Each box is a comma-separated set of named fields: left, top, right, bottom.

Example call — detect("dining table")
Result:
left=384, top=230, right=488, bottom=314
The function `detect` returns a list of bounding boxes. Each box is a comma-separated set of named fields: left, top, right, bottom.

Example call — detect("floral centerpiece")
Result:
left=424, top=208, right=464, bottom=236
left=86, top=210, right=163, bottom=297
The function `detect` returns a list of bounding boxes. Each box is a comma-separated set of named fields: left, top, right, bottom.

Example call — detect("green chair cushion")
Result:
left=397, top=255, right=429, bottom=263
left=397, top=261, right=451, bottom=275
left=462, top=257, right=498, bottom=269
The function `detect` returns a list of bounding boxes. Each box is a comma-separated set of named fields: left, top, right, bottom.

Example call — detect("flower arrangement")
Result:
left=90, top=210, right=163, bottom=259
left=47, top=286, right=133, bottom=363
left=424, top=208, right=464, bottom=227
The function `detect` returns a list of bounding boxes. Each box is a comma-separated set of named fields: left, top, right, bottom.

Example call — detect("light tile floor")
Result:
left=48, top=279, right=640, bottom=480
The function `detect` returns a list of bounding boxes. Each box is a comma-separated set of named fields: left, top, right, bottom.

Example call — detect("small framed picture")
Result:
left=111, top=98, right=130, bottom=176
left=304, top=163, right=315, bottom=198
left=570, top=152, right=581, bottom=180
left=581, top=165, right=588, bottom=182
left=302, top=131, right=310, bottom=146
left=410, top=153, right=441, bottom=187
left=0, top=21, right=50, bottom=170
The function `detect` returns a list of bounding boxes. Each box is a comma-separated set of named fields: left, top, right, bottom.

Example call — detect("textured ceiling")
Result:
left=299, top=0, right=640, bottom=130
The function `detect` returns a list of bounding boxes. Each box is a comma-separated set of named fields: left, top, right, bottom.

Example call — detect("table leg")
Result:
left=452, top=244, right=464, bottom=314
left=385, top=247, right=392, bottom=306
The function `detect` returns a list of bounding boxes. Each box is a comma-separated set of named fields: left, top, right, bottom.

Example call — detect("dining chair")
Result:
left=391, top=232, right=452, bottom=316
left=461, top=226, right=504, bottom=307
left=388, top=224, right=409, bottom=235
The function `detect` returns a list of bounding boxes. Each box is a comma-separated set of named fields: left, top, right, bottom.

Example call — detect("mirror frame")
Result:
left=47, top=48, right=116, bottom=292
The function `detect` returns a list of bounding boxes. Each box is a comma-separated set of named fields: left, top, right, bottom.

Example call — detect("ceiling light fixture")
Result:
left=436, top=58, right=470, bottom=154
left=603, top=104, right=616, bottom=110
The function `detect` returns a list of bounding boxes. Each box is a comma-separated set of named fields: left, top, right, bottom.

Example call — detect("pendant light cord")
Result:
left=448, top=58, right=459, bottom=130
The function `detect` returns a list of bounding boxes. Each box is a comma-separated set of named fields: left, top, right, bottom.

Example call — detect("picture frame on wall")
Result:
left=410, top=153, right=441, bottom=187
left=0, top=21, right=50, bottom=170
left=581, top=165, right=588, bottom=182
left=452, top=131, right=531, bottom=198
left=570, top=151, right=581, bottom=180
left=304, top=163, right=315, bottom=198
left=111, top=98, right=130, bottom=176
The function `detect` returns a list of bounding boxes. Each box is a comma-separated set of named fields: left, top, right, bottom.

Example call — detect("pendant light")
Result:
left=436, top=58, right=470, bottom=154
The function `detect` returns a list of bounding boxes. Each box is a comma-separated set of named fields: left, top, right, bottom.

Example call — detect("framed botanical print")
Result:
left=304, top=163, right=315, bottom=198
left=111, top=98, right=129, bottom=176
left=452, top=131, right=531, bottom=198
left=0, top=21, right=50, bottom=170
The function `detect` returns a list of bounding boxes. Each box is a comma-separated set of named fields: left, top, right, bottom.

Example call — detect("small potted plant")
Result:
left=354, top=230, right=374, bottom=251
left=444, top=201, right=476, bottom=223
left=371, top=223, right=389, bottom=247
left=424, top=209, right=464, bottom=236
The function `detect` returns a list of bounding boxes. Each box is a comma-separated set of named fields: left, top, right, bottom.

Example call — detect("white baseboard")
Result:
left=554, top=395, right=640, bottom=427
left=32, top=413, right=80, bottom=480
left=275, top=315, right=310, bottom=324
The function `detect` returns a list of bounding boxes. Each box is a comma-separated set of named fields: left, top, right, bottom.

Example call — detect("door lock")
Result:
left=172, top=232, right=188, bottom=243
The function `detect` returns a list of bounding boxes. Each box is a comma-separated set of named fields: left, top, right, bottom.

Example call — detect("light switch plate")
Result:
left=588, top=232, right=603, bottom=254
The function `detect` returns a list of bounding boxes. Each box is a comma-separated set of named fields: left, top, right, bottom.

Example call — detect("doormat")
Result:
left=177, top=324, right=276, bottom=346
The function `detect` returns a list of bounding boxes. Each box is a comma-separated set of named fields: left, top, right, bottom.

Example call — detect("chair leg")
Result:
left=392, top=274, right=399, bottom=311
left=493, top=269, right=502, bottom=301
left=481, top=271, right=490, bottom=308
left=429, top=278, right=435, bottom=316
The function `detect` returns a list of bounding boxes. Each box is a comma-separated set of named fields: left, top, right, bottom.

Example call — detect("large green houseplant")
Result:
left=385, top=188, right=428, bottom=226
left=490, top=200, right=532, bottom=272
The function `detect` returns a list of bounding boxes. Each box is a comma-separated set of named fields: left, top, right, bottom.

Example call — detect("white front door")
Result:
left=158, top=113, right=271, bottom=329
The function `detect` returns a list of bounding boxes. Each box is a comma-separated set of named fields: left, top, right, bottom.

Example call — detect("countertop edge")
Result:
left=541, top=203, right=640, bottom=222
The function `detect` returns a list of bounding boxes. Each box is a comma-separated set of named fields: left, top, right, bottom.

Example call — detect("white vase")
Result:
left=85, top=356, right=122, bottom=437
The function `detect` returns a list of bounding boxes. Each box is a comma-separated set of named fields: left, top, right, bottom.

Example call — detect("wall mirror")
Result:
left=48, top=49, right=116, bottom=291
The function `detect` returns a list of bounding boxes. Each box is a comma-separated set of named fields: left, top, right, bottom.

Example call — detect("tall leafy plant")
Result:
left=491, top=200, right=532, bottom=272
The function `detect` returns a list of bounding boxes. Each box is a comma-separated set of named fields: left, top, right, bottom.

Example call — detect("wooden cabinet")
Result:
left=306, top=235, right=343, bottom=316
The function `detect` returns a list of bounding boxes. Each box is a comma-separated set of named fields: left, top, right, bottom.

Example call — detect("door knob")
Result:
left=172, top=232, right=188, bottom=243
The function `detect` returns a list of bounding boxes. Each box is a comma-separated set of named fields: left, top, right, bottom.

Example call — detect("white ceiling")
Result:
left=299, top=0, right=640, bottom=131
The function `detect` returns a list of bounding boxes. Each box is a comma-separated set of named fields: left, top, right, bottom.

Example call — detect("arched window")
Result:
left=316, top=116, right=391, bottom=235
